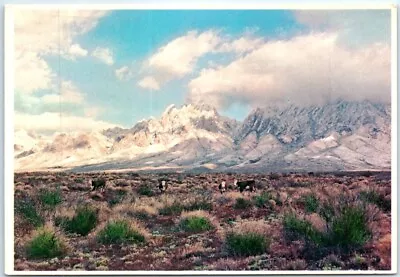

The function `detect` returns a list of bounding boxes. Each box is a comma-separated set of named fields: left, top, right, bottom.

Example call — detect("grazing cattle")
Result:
left=235, top=179, right=256, bottom=193
left=91, top=178, right=106, bottom=191
left=158, top=179, right=169, bottom=193
left=219, top=181, right=227, bottom=194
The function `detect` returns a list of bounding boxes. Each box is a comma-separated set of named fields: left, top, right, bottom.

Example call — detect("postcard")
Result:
left=4, top=4, right=397, bottom=275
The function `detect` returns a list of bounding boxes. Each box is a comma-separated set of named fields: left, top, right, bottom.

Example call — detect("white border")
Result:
left=4, top=4, right=398, bottom=276
left=390, top=4, right=398, bottom=275
left=4, top=5, right=15, bottom=276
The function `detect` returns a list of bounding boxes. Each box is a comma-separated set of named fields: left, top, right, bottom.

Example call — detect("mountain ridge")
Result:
left=14, top=100, right=391, bottom=172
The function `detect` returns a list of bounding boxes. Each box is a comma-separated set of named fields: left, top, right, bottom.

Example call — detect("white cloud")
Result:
left=14, top=10, right=107, bottom=54
left=140, top=30, right=221, bottom=90
left=138, top=76, right=160, bottom=91
left=14, top=9, right=107, bottom=94
left=188, top=33, right=390, bottom=108
left=115, top=66, right=133, bottom=81
left=92, top=47, right=114, bottom=65
left=217, top=36, right=264, bottom=54
left=15, top=112, right=118, bottom=133
left=14, top=51, right=54, bottom=94
left=84, top=107, right=103, bottom=118
left=66, top=44, right=88, bottom=59
left=41, top=81, right=84, bottom=104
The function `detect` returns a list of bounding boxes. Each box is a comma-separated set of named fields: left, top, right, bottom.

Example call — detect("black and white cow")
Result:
left=158, top=178, right=169, bottom=193
left=218, top=181, right=227, bottom=194
left=234, top=179, right=256, bottom=193
left=91, top=178, right=106, bottom=191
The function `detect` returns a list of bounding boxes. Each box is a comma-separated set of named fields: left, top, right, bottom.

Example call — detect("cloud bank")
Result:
left=188, top=32, right=390, bottom=109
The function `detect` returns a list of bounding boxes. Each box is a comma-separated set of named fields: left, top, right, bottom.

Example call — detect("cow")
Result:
left=235, top=179, right=256, bottom=193
left=158, top=178, right=169, bottom=193
left=218, top=181, right=227, bottom=194
left=91, top=178, right=106, bottom=192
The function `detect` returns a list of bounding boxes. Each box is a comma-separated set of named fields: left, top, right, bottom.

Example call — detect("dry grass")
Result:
left=304, top=213, right=327, bottom=233
left=207, top=257, right=251, bottom=270
left=179, top=241, right=207, bottom=258
left=221, top=219, right=271, bottom=240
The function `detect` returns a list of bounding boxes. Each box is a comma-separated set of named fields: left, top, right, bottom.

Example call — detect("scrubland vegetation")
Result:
left=14, top=171, right=391, bottom=271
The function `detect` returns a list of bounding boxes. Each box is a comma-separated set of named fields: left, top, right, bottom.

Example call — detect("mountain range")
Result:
left=14, top=100, right=391, bottom=173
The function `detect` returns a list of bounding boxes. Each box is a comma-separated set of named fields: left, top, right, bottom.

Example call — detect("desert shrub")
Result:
left=179, top=216, right=214, bottom=233
left=284, top=205, right=371, bottom=252
left=54, top=216, right=68, bottom=229
left=26, top=229, right=65, bottom=259
left=177, top=174, right=185, bottom=184
left=159, top=202, right=184, bottom=216
left=137, top=185, right=154, bottom=196
left=97, top=220, right=145, bottom=245
left=327, top=206, right=371, bottom=249
left=132, top=211, right=150, bottom=221
left=234, top=198, right=253, bottom=209
left=15, top=198, right=44, bottom=227
left=269, top=173, right=280, bottom=180
left=159, top=198, right=212, bottom=215
left=108, top=190, right=127, bottom=207
left=319, top=202, right=335, bottom=222
left=283, top=213, right=323, bottom=246
left=63, top=206, right=98, bottom=236
left=225, top=232, right=269, bottom=257
left=253, top=192, right=271, bottom=208
left=186, top=200, right=213, bottom=211
left=302, top=194, right=319, bottom=213
left=74, top=178, right=84, bottom=183
left=38, top=188, right=62, bottom=208
left=359, top=190, right=390, bottom=212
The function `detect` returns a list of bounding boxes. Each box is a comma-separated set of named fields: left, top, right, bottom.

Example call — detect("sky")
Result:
left=13, top=9, right=391, bottom=134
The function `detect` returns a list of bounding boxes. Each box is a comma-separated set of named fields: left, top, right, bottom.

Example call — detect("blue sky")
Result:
left=14, top=9, right=391, bottom=133
left=46, top=10, right=303, bottom=125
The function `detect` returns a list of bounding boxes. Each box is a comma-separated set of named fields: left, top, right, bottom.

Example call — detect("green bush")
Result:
left=177, top=174, right=185, bottom=184
left=179, top=216, right=213, bottom=233
left=38, top=188, right=62, bottom=208
left=63, top=206, right=98, bottom=236
left=97, top=220, right=145, bottom=245
left=74, top=178, right=84, bottom=183
left=283, top=213, right=323, bottom=246
left=225, top=232, right=270, bottom=257
left=234, top=198, right=253, bottom=209
left=137, top=185, right=154, bottom=196
left=360, top=190, right=391, bottom=212
left=26, top=229, right=65, bottom=259
left=319, top=202, right=335, bottom=222
left=253, top=192, right=271, bottom=208
left=284, top=205, right=371, bottom=252
left=328, top=206, right=371, bottom=249
left=302, top=194, right=319, bottom=213
left=160, top=199, right=213, bottom=215
left=15, top=198, right=44, bottom=227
